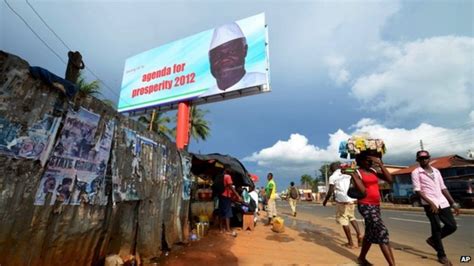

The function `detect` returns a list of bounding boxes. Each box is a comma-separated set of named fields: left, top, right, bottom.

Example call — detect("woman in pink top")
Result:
left=344, top=151, right=395, bottom=266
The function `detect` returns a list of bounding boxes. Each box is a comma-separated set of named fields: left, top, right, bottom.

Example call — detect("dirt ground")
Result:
left=154, top=208, right=442, bottom=266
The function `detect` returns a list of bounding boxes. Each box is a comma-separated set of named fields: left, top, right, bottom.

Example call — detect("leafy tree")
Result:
left=75, top=72, right=117, bottom=109
left=76, top=74, right=101, bottom=97
left=300, top=174, right=314, bottom=189
left=188, top=105, right=210, bottom=143
left=138, top=110, right=173, bottom=137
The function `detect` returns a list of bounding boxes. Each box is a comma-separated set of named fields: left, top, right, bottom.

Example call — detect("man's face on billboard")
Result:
left=209, top=37, right=248, bottom=90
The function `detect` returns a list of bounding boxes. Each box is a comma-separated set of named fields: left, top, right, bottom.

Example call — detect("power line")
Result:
left=25, top=0, right=72, bottom=51
left=16, top=0, right=128, bottom=106
left=4, top=0, right=66, bottom=65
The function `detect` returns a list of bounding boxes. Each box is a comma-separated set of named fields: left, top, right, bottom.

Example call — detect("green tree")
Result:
left=188, top=105, right=211, bottom=143
left=300, top=174, right=314, bottom=189
left=76, top=74, right=102, bottom=97
left=138, top=110, right=173, bottom=137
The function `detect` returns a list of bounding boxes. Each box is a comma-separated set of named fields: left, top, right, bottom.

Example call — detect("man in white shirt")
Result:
left=323, top=162, right=362, bottom=249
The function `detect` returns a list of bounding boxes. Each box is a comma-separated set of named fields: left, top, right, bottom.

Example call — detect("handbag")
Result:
left=347, top=170, right=366, bottom=200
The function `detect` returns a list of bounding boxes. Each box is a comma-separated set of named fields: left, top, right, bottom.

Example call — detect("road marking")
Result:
left=402, top=213, right=426, bottom=217
left=325, top=216, right=364, bottom=222
left=389, top=217, right=430, bottom=224
left=402, top=213, right=461, bottom=220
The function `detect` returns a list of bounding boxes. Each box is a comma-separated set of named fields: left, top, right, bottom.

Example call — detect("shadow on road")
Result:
left=391, top=241, right=438, bottom=263
left=265, top=233, right=295, bottom=243
left=282, top=215, right=359, bottom=262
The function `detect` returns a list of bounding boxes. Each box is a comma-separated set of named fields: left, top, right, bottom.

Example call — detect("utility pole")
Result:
left=419, top=139, right=424, bottom=150
left=324, top=164, right=329, bottom=192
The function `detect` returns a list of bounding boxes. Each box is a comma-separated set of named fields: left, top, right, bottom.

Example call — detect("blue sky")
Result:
left=1, top=0, right=473, bottom=190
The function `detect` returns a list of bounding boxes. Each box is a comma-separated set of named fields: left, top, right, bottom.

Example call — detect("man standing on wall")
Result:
left=288, top=181, right=299, bottom=217
left=411, top=150, right=459, bottom=265
left=265, top=173, right=277, bottom=225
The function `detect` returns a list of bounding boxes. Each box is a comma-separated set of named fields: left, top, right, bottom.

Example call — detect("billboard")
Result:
left=118, top=13, right=270, bottom=113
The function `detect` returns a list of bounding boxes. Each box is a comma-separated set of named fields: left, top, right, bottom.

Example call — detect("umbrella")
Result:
left=249, top=173, right=259, bottom=183
left=190, top=153, right=253, bottom=187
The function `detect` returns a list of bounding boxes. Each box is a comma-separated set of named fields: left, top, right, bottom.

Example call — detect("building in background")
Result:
left=391, top=155, right=474, bottom=207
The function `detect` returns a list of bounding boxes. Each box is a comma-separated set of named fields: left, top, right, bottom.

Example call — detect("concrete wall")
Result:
left=0, top=51, right=189, bottom=265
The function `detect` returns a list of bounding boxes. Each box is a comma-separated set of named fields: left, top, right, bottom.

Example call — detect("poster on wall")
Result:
left=0, top=115, right=62, bottom=166
left=112, top=128, right=157, bottom=202
left=34, top=108, right=114, bottom=205
left=180, top=153, right=192, bottom=200
left=118, top=13, right=270, bottom=112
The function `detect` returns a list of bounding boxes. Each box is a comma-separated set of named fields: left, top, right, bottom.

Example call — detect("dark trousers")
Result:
left=423, top=206, right=457, bottom=258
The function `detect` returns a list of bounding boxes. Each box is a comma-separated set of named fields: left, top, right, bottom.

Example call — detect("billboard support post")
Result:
left=176, top=101, right=190, bottom=150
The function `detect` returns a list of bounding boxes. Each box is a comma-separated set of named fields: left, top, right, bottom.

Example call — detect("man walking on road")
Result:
left=323, top=162, right=362, bottom=249
left=411, top=150, right=460, bottom=265
left=288, top=182, right=299, bottom=217
left=265, top=173, right=277, bottom=225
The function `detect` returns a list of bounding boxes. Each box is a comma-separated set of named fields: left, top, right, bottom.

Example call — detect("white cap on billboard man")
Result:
left=209, top=22, right=266, bottom=92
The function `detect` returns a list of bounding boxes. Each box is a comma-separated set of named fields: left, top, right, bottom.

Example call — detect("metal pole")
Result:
left=325, top=164, right=328, bottom=191
left=176, top=102, right=190, bottom=150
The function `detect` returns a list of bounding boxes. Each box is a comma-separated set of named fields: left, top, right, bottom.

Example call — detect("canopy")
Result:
left=249, top=173, right=259, bottom=183
left=190, top=153, right=253, bottom=188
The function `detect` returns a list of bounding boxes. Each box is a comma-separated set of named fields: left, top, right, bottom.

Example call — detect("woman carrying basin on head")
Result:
left=343, top=149, right=395, bottom=266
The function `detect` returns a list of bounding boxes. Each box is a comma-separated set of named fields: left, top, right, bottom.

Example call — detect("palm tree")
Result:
left=138, top=110, right=173, bottom=137
left=188, top=105, right=211, bottom=143
left=173, top=104, right=211, bottom=148
left=300, top=174, right=313, bottom=189
left=76, top=74, right=102, bottom=97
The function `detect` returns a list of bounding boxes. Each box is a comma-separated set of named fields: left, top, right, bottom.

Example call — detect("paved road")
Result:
left=276, top=200, right=474, bottom=262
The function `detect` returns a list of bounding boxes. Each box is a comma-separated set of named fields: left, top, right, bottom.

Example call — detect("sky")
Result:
left=1, top=0, right=473, bottom=190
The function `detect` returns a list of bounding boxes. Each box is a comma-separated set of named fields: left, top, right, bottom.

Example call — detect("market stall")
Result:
left=188, top=153, right=254, bottom=234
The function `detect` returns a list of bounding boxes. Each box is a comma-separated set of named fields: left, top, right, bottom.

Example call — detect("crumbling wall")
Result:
left=0, top=51, right=189, bottom=265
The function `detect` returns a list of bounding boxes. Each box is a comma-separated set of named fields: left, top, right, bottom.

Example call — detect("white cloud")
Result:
left=325, top=55, right=350, bottom=86
left=351, top=36, right=474, bottom=125
left=243, top=132, right=349, bottom=172
left=243, top=118, right=473, bottom=175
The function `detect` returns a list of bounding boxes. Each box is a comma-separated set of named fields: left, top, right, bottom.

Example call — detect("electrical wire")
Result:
left=24, top=0, right=126, bottom=103
left=4, top=0, right=67, bottom=65
left=25, top=0, right=72, bottom=51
